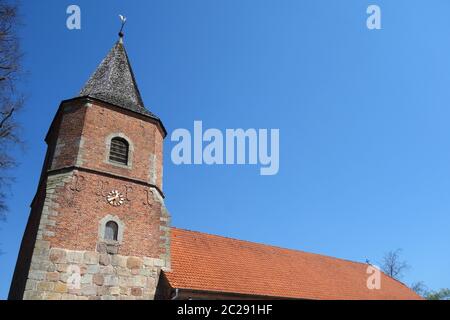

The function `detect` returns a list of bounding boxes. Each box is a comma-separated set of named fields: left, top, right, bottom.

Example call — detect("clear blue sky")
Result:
left=1, top=0, right=449, bottom=299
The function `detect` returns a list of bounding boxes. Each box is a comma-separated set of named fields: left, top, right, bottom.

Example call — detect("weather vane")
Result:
left=118, top=14, right=127, bottom=39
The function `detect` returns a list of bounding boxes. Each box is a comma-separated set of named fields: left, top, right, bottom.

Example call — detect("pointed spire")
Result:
left=79, top=35, right=157, bottom=119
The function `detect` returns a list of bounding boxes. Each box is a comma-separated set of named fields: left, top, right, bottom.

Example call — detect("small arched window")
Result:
left=104, top=221, right=119, bottom=241
left=109, top=137, right=129, bottom=165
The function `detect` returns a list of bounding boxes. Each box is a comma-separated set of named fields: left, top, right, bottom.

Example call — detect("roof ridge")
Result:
left=171, top=226, right=370, bottom=269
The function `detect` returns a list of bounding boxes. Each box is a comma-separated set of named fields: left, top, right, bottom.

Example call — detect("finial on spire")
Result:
left=118, top=14, right=127, bottom=41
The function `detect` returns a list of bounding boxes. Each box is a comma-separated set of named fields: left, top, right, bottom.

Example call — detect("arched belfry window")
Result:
left=104, top=221, right=119, bottom=241
left=109, top=137, right=129, bottom=165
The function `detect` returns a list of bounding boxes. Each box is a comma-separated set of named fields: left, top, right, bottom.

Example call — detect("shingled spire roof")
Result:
left=79, top=38, right=158, bottom=119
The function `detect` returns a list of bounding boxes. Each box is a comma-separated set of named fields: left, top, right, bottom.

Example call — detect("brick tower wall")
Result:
left=8, top=100, right=170, bottom=300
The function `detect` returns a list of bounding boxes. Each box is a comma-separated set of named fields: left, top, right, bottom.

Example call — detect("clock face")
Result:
left=107, top=190, right=124, bottom=207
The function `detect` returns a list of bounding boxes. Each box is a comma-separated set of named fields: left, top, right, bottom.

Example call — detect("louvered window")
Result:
left=109, top=137, right=129, bottom=165
left=104, top=221, right=119, bottom=241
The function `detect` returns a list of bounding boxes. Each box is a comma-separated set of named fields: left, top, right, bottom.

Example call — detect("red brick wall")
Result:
left=45, top=170, right=167, bottom=258
left=80, top=101, right=164, bottom=191
left=49, top=102, right=87, bottom=171
left=47, top=100, right=164, bottom=191
left=44, top=99, right=167, bottom=257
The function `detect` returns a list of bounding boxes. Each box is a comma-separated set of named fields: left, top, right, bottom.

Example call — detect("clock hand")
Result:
left=108, top=194, right=118, bottom=201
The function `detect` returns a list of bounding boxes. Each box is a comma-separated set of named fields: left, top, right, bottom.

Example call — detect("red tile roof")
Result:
left=165, top=228, right=422, bottom=300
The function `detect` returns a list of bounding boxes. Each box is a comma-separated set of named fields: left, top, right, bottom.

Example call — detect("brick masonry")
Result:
left=8, top=98, right=170, bottom=300
left=49, top=100, right=165, bottom=191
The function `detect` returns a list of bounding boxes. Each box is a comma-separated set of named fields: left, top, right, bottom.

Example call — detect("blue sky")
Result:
left=1, top=0, right=450, bottom=298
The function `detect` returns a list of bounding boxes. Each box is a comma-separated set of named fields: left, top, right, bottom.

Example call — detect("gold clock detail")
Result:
left=107, top=190, right=124, bottom=207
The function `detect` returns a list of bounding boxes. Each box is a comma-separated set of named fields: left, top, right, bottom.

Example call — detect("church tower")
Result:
left=8, top=33, right=171, bottom=300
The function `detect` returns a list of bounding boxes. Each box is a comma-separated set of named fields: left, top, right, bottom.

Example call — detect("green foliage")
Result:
left=426, top=288, right=450, bottom=300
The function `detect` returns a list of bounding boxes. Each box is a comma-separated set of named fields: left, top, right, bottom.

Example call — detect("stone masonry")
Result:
left=25, top=248, right=164, bottom=300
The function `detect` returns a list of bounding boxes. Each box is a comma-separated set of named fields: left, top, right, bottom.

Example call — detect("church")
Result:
left=8, top=31, right=420, bottom=300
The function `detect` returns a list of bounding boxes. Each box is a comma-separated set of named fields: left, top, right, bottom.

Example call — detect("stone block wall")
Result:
left=24, top=247, right=164, bottom=300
